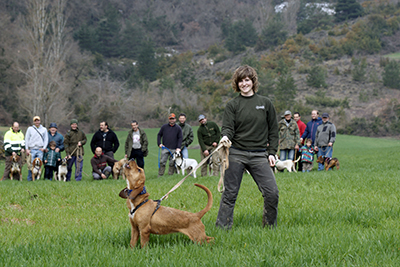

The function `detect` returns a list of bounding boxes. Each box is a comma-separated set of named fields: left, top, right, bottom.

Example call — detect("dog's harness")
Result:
left=127, top=186, right=161, bottom=217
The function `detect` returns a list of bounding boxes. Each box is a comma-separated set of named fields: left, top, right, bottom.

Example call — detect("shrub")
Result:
left=306, top=65, right=328, bottom=88
left=383, top=60, right=400, bottom=89
left=352, top=57, right=367, bottom=82
left=223, top=19, right=257, bottom=53
left=255, top=16, right=288, bottom=51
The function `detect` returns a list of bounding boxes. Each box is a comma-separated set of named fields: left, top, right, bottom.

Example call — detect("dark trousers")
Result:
left=129, top=149, right=144, bottom=168
left=216, top=148, right=279, bottom=229
left=104, top=151, right=115, bottom=168
left=44, top=166, right=57, bottom=180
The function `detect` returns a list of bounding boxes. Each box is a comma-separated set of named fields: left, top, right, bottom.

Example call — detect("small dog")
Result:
left=173, top=151, right=198, bottom=178
left=113, top=157, right=128, bottom=180
left=10, top=154, right=22, bottom=181
left=31, top=157, right=43, bottom=181
left=317, top=156, right=340, bottom=171
left=274, top=155, right=300, bottom=173
left=119, top=160, right=213, bottom=248
left=56, top=158, right=68, bottom=181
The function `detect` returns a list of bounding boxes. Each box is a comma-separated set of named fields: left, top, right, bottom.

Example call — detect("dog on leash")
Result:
left=274, top=155, right=300, bottom=173
left=10, top=154, right=22, bottom=181
left=173, top=151, right=198, bottom=178
left=113, top=157, right=128, bottom=180
left=119, top=160, right=213, bottom=248
left=56, top=158, right=68, bottom=181
left=31, top=157, right=43, bottom=181
left=317, top=156, right=340, bottom=171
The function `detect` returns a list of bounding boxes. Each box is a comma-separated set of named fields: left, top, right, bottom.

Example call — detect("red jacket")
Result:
left=296, top=120, right=306, bottom=144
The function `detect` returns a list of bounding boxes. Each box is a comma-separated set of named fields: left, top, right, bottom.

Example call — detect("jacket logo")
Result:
left=256, top=106, right=265, bottom=110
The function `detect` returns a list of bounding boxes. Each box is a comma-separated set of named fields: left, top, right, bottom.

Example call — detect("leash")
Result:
left=158, top=146, right=174, bottom=168
left=159, top=139, right=231, bottom=201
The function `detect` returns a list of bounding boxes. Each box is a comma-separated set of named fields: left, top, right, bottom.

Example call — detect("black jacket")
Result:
left=90, top=129, right=120, bottom=154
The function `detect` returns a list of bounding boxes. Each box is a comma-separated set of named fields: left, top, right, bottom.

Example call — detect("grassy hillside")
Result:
left=1, top=130, right=400, bottom=265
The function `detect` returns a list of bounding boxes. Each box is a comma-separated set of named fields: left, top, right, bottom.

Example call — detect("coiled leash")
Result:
left=158, top=146, right=174, bottom=168
left=159, top=138, right=232, bottom=201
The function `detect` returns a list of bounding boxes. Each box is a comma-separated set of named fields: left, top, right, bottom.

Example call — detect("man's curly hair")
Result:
left=231, top=65, right=258, bottom=93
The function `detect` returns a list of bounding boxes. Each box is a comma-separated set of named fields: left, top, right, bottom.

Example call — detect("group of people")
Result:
left=278, top=109, right=337, bottom=172
left=1, top=65, right=337, bottom=231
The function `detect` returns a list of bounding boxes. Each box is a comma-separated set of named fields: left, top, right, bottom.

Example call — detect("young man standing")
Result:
left=177, top=113, right=194, bottom=159
left=125, top=120, right=148, bottom=168
left=64, top=119, right=87, bottom=181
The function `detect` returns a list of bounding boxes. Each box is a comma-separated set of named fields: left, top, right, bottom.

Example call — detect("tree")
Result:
left=335, top=0, right=363, bottom=22
left=255, top=16, right=287, bottom=51
left=383, top=60, right=400, bottom=89
left=352, top=57, right=367, bottom=82
left=297, top=0, right=334, bottom=34
left=15, top=0, right=76, bottom=126
left=120, top=20, right=145, bottom=59
left=223, top=19, right=257, bottom=53
left=274, top=70, right=297, bottom=113
left=306, top=65, right=328, bottom=88
left=137, top=40, right=157, bottom=82
left=96, top=4, right=121, bottom=58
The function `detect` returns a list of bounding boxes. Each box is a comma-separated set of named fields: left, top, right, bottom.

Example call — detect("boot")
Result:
left=158, top=166, right=165, bottom=177
left=168, top=165, right=176, bottom=175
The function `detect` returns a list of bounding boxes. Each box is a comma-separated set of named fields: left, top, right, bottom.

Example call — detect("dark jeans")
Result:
left=216, top=148, right=279, bottom=229
left=66, top=156, right=83, bottom=181
left=129, top=149, right=144, bottom=168
left=104, top=151, right=115, bottom=168
left=44, top=166, right=57, bottom=180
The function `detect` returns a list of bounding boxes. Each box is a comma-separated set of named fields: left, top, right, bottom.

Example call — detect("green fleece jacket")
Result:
left=177, top=122, right=194, bottom=149
left=64, top=127, right=87, bottom=156
left=197, top=121, right=220, bottom=152
left=221, top=94, right=279, bottom=155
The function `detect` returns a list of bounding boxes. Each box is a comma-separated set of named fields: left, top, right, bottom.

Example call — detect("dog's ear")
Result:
left=119, top=187, right=129, bottom=199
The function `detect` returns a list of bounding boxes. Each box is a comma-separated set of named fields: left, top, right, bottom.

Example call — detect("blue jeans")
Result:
left=280, top=149, right=294, bottom=161
left=317, top=146, right=333, bottom=171
left=181, top=146, right=189, bottom=159
left=66, top=156, right=83, bottom=181
left=93, top=166, right=112, bottom=180
left=27, top=149, right=44, bottom=181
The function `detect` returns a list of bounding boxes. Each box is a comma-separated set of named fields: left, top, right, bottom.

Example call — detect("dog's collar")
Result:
left=126, top=186, right=147, bottom=199
left=130, top=199, right=148, bottom=215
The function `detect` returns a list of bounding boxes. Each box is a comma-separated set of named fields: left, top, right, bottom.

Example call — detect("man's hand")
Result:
left=203, top=150, right=210, bottom=156
left=212, top=142, right=217, bottom=147
left=176, top=148, right=181, bottom=152
left=295, top=144, right=299, bottom=150
left=26, top=149, right=30, bottom=155
left=78, top=141, right=82, bottom=146
left=11, top=152, right=16, bottom=156
left=314, top=146, right=319, bottom=152
left=159, top=144, right=164, bottom=148
left=101, top=173, right=106, bottom=179
left=39, top=148, right=45, bottom=152
left=55, top=148, right=60, bottom=153
left=268, top=155, right=276, bottom=167
left=328, top=142, right=333, bottom=147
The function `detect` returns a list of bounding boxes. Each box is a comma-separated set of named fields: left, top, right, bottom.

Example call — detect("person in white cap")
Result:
left=25, top=116, right=48, bottom=181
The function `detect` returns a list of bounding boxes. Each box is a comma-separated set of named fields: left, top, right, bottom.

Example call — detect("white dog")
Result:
left=57, top=158, right=68, bottom=182
left=173, top=151, right=198, bottom=178
left=274, top=155, right=300, bottom=173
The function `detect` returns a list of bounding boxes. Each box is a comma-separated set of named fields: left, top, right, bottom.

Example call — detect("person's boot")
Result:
left=168, top=165, right=176, bottom=175
left=158, top=166, right=165, bottom=177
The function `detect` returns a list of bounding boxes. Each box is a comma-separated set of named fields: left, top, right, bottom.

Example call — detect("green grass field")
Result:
left=384, top=52, right=400, bottom=59
left=1, top=129, right=400, bottom=266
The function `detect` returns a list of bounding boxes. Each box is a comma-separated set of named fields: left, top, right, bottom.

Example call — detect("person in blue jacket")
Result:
left=300, top=110, right=322, bottom=146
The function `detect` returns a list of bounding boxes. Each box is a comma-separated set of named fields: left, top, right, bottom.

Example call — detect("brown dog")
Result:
left=119, top=160, right=213, bottom=248
left=317, top=156, right=340, bottom=171
left=113, top=157, right=128, bottom=180
left=31, top=157, right=43, bottom=181
left=10, top=154, right=22, bottom=181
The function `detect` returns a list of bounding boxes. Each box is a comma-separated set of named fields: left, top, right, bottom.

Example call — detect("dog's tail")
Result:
left=194, top=184, right=213, bottom=219
left=294, top=156, right=301, bottom=163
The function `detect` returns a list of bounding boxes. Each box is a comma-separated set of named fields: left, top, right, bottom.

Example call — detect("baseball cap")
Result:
left=322, top=113, right=329, bottom=118
left=198, top=114, right=206, bottom=121
left=284, top=110, right=291, bottom=116
left=49, top=122, right=57, bottom=129
left=33, top=116, right=40, bottom=121
left=169, top=113, right=176, bottom=119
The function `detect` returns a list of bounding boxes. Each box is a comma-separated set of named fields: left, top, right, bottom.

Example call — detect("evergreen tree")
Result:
left=120, top=21, right=145, bottom=59
left=335, top=0, right=364, bottom=22
left=74, top=24, right=97, bottom=53
left=352, top=57, right=367, bottom=82
left=137, top=40, right=157, bottom=82
left=255, top=16, right=287, bottom=51
left=96, top=4, right=121, bottom=57
left=274, top=70, right=297, bottom=112
left=306, top=65, right=328, bottom=88
left=224, top=19, right=257, bottom=53
left=297, top=0, right=334, bottom=34
left=383, top=60, right=400, bottom=89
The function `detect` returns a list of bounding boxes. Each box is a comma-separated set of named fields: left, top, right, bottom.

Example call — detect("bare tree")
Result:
left=14, top=0, right=75, bottom=126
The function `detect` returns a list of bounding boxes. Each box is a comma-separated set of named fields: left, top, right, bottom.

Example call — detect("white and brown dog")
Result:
left=113, top=157, right=128, bottom=180
left=119, top=160, right=213, bottom=248
left=173, top=151, right=198, bottom=178
left=56, top=158, right=68, bottom=181
left=274, top=155, right=300, bottom=173
left=10, top=154, right=22, bottom=181
left=31, top=157, right=43, bottom=181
